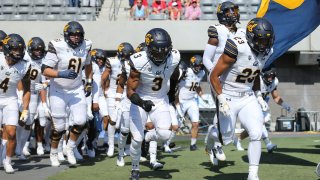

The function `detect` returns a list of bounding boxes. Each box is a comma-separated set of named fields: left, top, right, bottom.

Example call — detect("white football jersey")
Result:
left=220, top=36, right=273, bottom=93
left=130, top=49, right=180, bottom=101
left=92, top=62, right=105, bottom=97
left=0, top=53, right=30, bottom=100
left=24, top=53, right=43, bottom=93
left=105, top=56, right=123, bottom=98
left=120, top=59, right=131, bottom=96
left=179, top=68, right=205, bottom=101
left=42, top=38, right=92, bottom=91
left=260, top=76, right=279, bottom=102
left=208, top=24, right=246, bottom=67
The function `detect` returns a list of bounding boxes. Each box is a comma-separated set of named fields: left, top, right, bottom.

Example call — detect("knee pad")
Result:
left=249, top=130, right=262, bottom=141
left=120, top=127, right=129, bottom=134
left=70, top=124, right=86, bottom=135
left=50, top=129, right=65, bottom=143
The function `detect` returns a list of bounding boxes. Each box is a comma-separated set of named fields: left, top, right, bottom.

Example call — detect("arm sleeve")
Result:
left=85, top=45, right=92, bottom=65
left=203, top=44, right=217, bottom=72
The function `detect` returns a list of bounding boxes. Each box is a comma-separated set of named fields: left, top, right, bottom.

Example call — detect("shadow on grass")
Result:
left=11, top=163, right=52, bottom=172
left=200, top=161, right=235, bottom=173
left=242, top=152, right=317, bottom=166
left=276, top=147, right=320, bottom=154
left=204, top=173, right=247, bottom=180
left=140, top=169, right=179, bottom=179
left=77, top=152, right=108, bottom=167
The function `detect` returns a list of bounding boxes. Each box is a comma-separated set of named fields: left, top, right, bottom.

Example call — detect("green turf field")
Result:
left=47, top=136, right=320, bottom=180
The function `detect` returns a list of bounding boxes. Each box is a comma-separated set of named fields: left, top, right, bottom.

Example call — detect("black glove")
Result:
left=142, top=100, right=155, bottom=112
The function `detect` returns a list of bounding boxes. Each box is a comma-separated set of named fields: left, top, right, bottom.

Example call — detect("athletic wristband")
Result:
left=86, top=79, right=92, bottom=84
left=129, top=93, right=144, bottom=107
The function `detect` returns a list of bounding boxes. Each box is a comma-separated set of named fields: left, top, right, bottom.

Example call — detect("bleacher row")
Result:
left=0, top=0, right=98, bottom=21
left=148, top=0, right=260, bottom=20
left=200, top=0, right=260, bottom=20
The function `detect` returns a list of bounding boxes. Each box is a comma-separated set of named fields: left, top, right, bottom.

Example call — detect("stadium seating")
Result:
left=0, top=0, right=99, bottom=21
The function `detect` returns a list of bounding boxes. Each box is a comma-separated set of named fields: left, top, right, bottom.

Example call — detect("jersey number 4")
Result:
left=235, top=68, right=260, bottom=83
left=0, top=78, right=9, bottom=93
left=68, top=58, right=82, bottom=73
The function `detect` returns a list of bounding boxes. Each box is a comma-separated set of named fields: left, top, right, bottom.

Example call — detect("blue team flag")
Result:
left=256, top=0, right=320, bottom=68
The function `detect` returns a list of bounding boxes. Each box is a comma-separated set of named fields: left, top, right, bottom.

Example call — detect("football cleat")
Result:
left=233, top=138, right=244, bottom=151
left=140, top=156, right=147, bottom=162
left=150, top=161, right=164, bottom=170
left=22, top=146, right=31, bottom=156
left=129, top=170, right=140, bottom=180
left=267, top=144, right=277, bottom=153
left=50, top=153, right=61, bottom=167
left=58, top=152, right=65, bottom=161
left=17, top=154, right=28, bottom=161
left=206, top=148, right=218, bottom=166
left=164, top=145, right=172, bottom=153
left=87, top=149, right=95, bottom=158
left=66, top=147, right=77, bottom=166
left=315, top=162, right=320, bottom=177
left=190, top=144, right=198, bottom=151
left=117, top=156, right=125, bottom=167
left=3, top=159, right=14, bottom=174
left=37, top=145, right=45, bottom=156
left=213, top=146, right=226, bottom=161
left=107, top=145, right=114, bottom=157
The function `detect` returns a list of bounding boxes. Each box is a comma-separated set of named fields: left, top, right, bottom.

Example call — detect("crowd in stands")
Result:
left=130, top=0, right=202, bottom=20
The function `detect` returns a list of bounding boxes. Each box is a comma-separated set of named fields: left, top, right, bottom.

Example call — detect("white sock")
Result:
left=263, top=138, right=271, bottom=146
left=5, top=156, right=11, bottom=163
left=37, top=142, right=43, bottom=148
left=58, top=138, right=63, bottom=152
left=204, top=125, right=214, bottom=145
left=191, top=138, right=197, bottom=145
left=248, top=140, right=261, bottom=167
left=67, top=139, right=76, bottom=148
left=249, top=165, right=259, bottom=175
left=130, top=139, right=141, bottom=170
left=149, top=141, right=157, bottom=163
left=108, top=125, right=116, bottom=148
left=2, top=139, right=7, bottom=160
left=145, top=129, right=156, bottom=142
left=118, top=133, right=128, bottom=157
left=51, top=148, right=58, bottom=154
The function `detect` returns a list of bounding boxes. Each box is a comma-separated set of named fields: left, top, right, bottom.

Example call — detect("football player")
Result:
left=16, top=37, right=51, bottom=159
left=203, top=1, right=246, bottom=164
left=127, top=28, right=180, bottom=179
left=88, top=48, right=108, bottom=158
left=0, top=34, right=31, bottom=173
left=101, top=42, right=134, bottom=158
left=210, top=18, right=275, bottom=180
left=238, top=67, right=292, bottom=153
left=42, top=21, right=93, bottom=167
left=178, top=55, right=206, bottom=151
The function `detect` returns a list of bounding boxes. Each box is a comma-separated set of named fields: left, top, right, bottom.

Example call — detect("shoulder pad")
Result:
left=208, top=25, right=218, bottom=39
left=48, top=41, right=57, bottom=54
left=105, top=58, right=112, bottom=69
left=84, top=39, right=92, bottom=50
left=224, top=38, right=238, bottom=59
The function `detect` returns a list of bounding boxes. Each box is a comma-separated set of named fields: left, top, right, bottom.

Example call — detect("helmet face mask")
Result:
left=145, top=28, right=172, bottom=66
left=217, top=1, right=240, bottom=27
left=246, top=18, right=275, bottom=54
left=91, top=49, right=107, bottom=67
left=28, top=37, right=46, bottom=60
left=117, top=42, right=134, bottom=61
left=190, top=55, right=203, bottom=74
left=3, top=34, right=26, bottom=62
left=64, top=21, right=84, bottom=49
left=262, top=69, right=276, bottom=85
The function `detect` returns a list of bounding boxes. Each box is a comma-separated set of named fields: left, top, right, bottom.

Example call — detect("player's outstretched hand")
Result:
left=217, top=94, right=231, bottom=117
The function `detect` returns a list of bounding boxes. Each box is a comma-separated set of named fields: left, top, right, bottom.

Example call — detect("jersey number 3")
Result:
left=68, top=58, right=82, bottom=73
left=152, top=77, right=163, bottom=91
